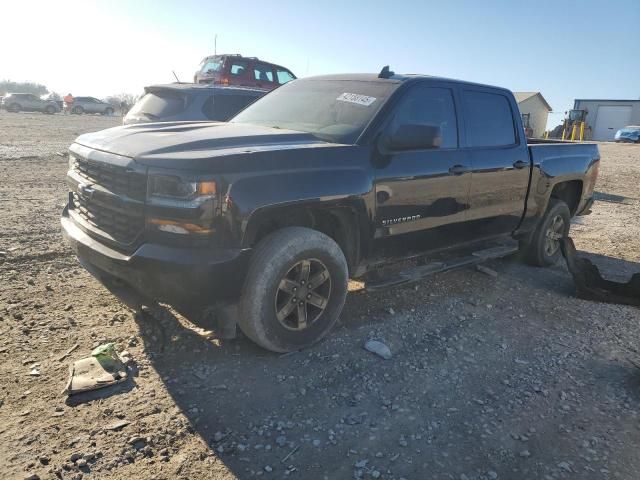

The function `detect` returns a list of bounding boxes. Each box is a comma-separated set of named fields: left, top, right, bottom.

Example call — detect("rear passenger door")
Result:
left=25, top=94, right=39, bottom=111
left=86, top=98, right=98, bottom=113
left=462, top=89, right=530, bottom=238
left=227, top=59, right=251, bottom=86
left=252, top=62, right=277, bottom=90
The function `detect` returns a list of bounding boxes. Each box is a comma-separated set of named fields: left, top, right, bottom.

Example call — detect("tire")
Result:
left=104, top=107, right=114, bottom=116
left=8, top=103, right=20, bottom=113
left=45, top=105, right=56, bottom=114
left=72, top=106, right=84, bottom=114
left=238, top=227, right=348, bottom=353
left=520, top=198, right=571, bottom=267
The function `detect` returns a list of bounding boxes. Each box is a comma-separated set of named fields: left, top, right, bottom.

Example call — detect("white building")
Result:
left=514, top=92, right=552, bottom=138
left=573, top=99, right=640, bottom=141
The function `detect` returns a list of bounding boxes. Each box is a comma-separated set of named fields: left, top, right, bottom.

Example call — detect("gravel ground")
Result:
left=1, top=112, right=639, bottom=480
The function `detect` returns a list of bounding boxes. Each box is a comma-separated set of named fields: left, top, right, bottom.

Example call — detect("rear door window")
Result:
left=253, top=63, right=275, bottom=83
left=229, top=60, right=249, bottom=78
left=462, top=90, right=516, bottom=147
left=202, top=93, right=260, bottom=121
left=129, top=92, right=185, bottom=119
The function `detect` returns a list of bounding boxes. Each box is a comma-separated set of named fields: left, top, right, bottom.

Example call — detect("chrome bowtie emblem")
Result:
left=78, top=183, right=95, bottom=199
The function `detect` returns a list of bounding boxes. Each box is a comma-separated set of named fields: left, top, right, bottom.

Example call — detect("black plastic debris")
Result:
left=561, top=237, right=640, bottom=306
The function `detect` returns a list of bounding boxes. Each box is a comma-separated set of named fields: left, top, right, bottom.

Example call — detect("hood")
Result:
left=74, top=122, right=338, bottom=166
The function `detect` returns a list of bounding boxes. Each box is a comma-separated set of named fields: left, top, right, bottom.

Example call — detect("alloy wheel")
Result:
left=274, top=258, right=332, bottom=331
left=544, top=214, right=565, bottom=256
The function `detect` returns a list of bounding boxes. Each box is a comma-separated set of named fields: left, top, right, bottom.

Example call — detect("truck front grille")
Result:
left=69, top=153, right=147, bottom=248
left=71, top=191, right=144, bottom=245
left=72, top=155, right=147, bottom=201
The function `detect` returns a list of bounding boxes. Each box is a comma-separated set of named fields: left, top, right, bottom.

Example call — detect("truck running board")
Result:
left=365, top=244, right=518, bottom=292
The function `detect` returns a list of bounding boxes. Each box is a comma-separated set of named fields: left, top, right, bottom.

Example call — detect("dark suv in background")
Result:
left=194, top=54, right=296, bottom=90
left=1, top=93, right=60, bottom=114
left=123, top=83, right=266, bottom=125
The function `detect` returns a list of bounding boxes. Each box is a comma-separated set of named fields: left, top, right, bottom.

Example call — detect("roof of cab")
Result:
left=145, top=83, right=269, bottom=94
left=304, top=73, right=513, bottom=94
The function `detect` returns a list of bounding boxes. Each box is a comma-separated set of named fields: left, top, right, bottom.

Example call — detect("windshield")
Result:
left=230, top=79, right=397, bottom=143
left=200, top=57, right=223, bottom=74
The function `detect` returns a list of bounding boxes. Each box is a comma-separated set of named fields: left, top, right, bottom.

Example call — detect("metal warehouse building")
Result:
left=573, top=99, right=640, bottom=141
left=514, top=92, right=551, bottom=138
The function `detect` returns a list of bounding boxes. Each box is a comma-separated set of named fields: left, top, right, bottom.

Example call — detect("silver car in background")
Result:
left=1, top=93, right=60, bottom=114
left=70, top=96, right=115, bottom=115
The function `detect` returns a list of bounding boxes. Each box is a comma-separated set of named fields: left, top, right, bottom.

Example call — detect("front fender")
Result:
left=231, top=167, right=375, bottom=249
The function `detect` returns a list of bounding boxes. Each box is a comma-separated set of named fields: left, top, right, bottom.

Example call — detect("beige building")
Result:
left=514, top=92, right=552, bottom=138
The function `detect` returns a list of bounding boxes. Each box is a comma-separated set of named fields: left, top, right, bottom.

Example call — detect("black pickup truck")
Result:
left=61, top=69, right=600, bottom=352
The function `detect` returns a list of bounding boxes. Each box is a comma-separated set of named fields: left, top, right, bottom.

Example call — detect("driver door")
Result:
left=373, top=83, right=473, bottom=254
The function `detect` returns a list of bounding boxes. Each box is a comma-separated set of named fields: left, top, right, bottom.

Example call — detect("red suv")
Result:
left=194, top=54, right=296, bottom=91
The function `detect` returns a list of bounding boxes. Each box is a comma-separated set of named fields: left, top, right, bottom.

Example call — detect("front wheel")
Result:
left=45, top=105, right=56, bottom=114
left=520, top=198, right=570, bottom=267
left=238, top=227, right=348, bottom=353
left=104, top=107, right=114, bottom=116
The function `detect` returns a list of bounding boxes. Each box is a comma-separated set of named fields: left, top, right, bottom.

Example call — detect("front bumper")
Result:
left=61, top=206, right=250, bottom=308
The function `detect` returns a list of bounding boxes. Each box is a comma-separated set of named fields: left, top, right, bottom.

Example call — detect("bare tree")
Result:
left=105, top=93, right=140, bottom=114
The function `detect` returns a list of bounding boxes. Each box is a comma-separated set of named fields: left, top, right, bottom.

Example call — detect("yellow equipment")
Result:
left=562, top=109, right=587, bottom=141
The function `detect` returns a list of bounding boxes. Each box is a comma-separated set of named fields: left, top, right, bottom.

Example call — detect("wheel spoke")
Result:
left=298, top=260, right=311, bottom=283
left=308, top=269, right=330, bottom=290
left=276, top=300, right=297, bottom=321
left=553, top=216, right=564, bottom=233
left=306, top=291, right=328, bottom=310
left=296, top=302, right=308, bottom=329
left=278, top=278, right=299, bottom=295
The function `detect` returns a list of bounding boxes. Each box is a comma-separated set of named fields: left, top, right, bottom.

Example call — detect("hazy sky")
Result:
left=3, top=0, right=639, bottom=127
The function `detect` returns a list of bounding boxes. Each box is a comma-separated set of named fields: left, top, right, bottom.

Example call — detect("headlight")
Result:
left=151, top=175, right=199, bottom=198
left=146, top=174, right=218, bottom=236
left=147, top=174, right=217, bottom=207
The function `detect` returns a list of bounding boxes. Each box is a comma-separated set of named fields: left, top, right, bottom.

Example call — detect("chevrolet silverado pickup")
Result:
left=61, top=69, right=600, bottom=353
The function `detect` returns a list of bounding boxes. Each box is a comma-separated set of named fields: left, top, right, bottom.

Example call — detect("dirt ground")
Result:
left=1, top=112, right=639, bottom=480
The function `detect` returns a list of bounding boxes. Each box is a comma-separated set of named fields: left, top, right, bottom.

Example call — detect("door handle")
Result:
left=513, top=160, right=528, bottom=169
left=449, top=165, right=470, bottom=175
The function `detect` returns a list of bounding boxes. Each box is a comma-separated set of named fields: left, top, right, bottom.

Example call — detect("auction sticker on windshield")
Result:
left=336, top=93, right=377, bottom=106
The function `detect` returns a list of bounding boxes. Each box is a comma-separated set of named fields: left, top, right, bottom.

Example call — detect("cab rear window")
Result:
left=129, top=92, right=186, bottom=119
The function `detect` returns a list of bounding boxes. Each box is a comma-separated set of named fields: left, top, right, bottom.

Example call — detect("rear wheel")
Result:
left=238, top=227, right=348, bottom=353
left=72, top=106, right=84, bottom=114
left=8, top=103, right=21, bottom=113
left=520, top=198, right=570, bottom=267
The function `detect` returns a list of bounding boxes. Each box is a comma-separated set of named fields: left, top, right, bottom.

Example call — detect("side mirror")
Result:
left=382, top=124, right=442, bottom=152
